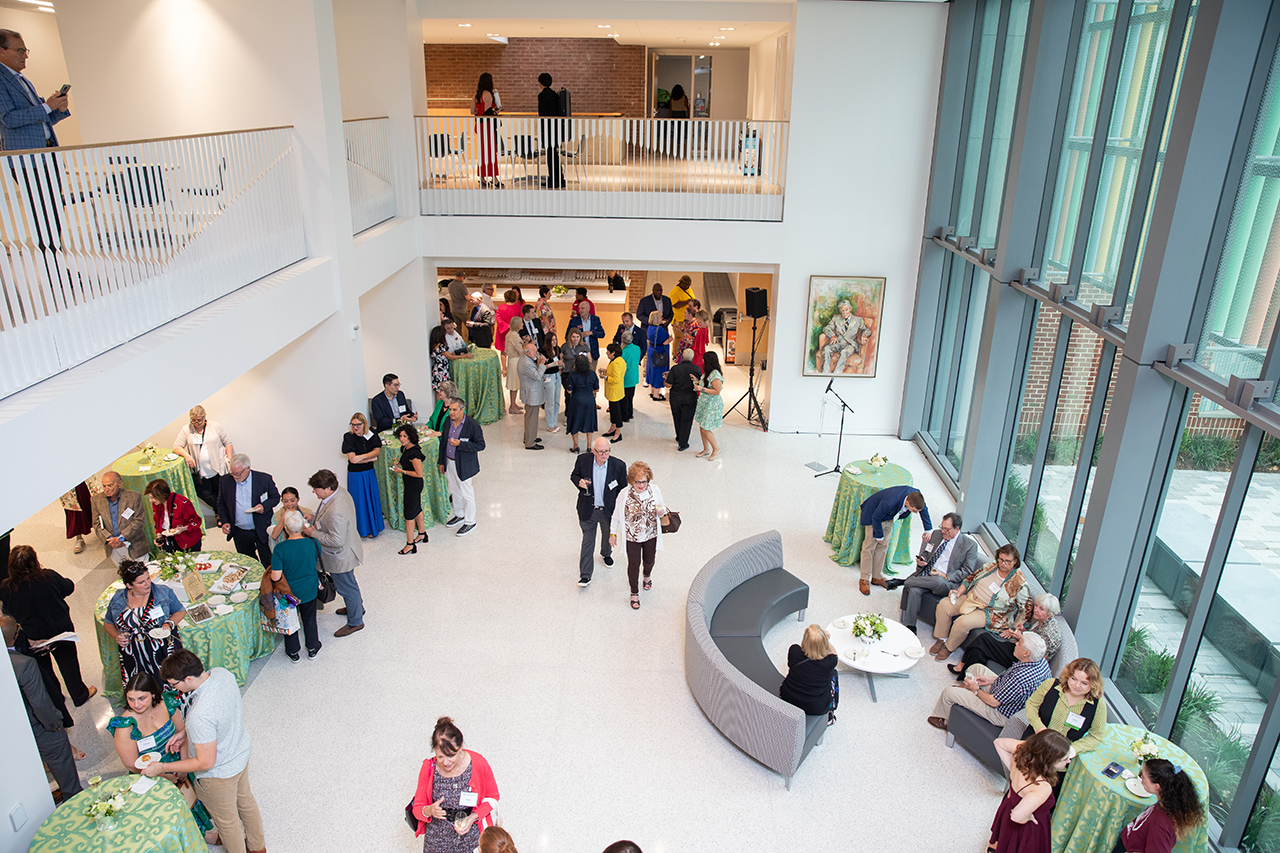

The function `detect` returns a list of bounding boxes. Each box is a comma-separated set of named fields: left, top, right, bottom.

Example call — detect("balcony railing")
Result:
left=0, top=127, right=305, bottom=398
left=416, top=115, right=787, bottom=221
left=344, top=117, right=396, bottom=235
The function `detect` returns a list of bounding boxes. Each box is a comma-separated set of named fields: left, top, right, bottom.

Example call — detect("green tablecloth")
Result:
left=823, top=460, right=914, bottom=569
left=29, top=775, right=204, bottom=853
left=449, top=346, right=504, bottom=425
left=111, top=452, right=199, bottom=558
left=94, top=551, right=275, bottom=704
left=374, top=430, right=451, bottom=531
left=1051, top=724, right=1209, bottom=853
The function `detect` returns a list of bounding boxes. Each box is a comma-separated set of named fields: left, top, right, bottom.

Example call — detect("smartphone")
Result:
left=1103, top=762, right=1124, bottom=779
left=58, top=84, right=70, bottom=96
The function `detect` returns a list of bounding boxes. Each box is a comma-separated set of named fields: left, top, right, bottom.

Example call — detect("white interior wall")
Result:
left=748, top=26, right=792, bottom=122
left=0, top=660, right=52, bottom=853
left=358, top=260, right=434, bottom=409
left=423, top=0, right=947, bottom=436
left=0, top=8, right=80, bottom=146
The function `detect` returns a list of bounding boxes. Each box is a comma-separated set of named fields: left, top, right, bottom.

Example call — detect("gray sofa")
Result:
left=685, top=530, right=826, bottom=789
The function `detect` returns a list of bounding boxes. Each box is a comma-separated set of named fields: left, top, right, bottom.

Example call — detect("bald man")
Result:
left=4, top=614, right=82, bottom=798
left=90, top=471, right=149, bottom=563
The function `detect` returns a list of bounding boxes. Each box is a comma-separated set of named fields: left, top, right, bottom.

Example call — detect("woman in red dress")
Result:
left=143, top=479, right=203, bottom=552
left=988, top=729, right=1073, bottom=853
left=472, top=73, right=500, bottom=188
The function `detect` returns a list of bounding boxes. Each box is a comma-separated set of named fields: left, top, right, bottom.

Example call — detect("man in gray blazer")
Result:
left=90, top=471, right=149, bottom=564
left=303, top=469, right=364, bottom=637
left=895, top=512, right=981, bottom=626
left=4, top=615, right=82, bottom=799
left=517, top=338, right=547, bottom=450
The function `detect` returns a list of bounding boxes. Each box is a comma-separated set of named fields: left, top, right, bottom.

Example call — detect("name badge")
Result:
left=458, top=791, right=478, bottom=808
left=137, top=734, right=157, bottom=751
left=260, top=492, right=269, bottom=503
left=147, top=606, right=164, bottom=621
left=924, top=541, right=935, bottom=552
left=397, top=404, right=406, bottom=413
left=608, top=480, right=618, bottom=490
left=122, top=507, right=135, bottom=519
left=189, top=434, right=203, bottom=446
left=987, top=581, right=1000, bottom=596
left=1065, top=711, right=1086, bottom=730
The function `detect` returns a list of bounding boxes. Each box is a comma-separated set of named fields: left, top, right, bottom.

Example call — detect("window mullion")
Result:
left=939, top=261, right=978, bottom=451
left=1017, top=314, right=1074, bottom=551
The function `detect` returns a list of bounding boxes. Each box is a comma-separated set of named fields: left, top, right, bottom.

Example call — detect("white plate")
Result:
left=163, top=453, right=178, bottom=461
left=229, top=591, right=249, bottom=604
left=135, top=751, right=162, bottom=770
left=148, top=626, right=171, bottom=640
left=904, top=647, right=925, bottom=659
left=1125, top=777, right=1154, bottom=798
left=213, top=604, right=234, bottom=616
left=832, top=618, right=849, bottom=630
left=206, top=595, right=226, bottom=606
left=111, top=581, right=125, bottom=590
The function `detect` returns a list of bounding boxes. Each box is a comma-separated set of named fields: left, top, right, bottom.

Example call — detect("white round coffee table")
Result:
left=826, top=615, right=924, bottom=702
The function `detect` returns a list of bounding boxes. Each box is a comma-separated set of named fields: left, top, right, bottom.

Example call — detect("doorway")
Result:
left=651, top=54, right=713, bottom=117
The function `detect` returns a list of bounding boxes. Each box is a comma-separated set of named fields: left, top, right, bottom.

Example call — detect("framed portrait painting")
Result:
left=803, top=275, right=885, bottom=378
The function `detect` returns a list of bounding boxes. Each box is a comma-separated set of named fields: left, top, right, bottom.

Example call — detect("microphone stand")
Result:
left=815, top=379, right=855, bottom=478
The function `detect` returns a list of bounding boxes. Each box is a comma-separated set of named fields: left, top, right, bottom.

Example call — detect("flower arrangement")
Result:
left=142, top=442, right=159, bottom=460
left=1130, top=731, right=1160, bottom=764
left=552, top=284, right=569, bottom=296
left=155, top=552, right=196, bottom=581
left=869, top=453, right=889, bottom=470
left=850, top=613, right=888, bottom=642
left=85, top=791, right=126, bottom=830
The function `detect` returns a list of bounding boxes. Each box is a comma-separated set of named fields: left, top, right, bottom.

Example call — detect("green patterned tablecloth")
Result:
left=822, top=460, right=914, bottom=570
left=29, top=775, right=204, bottom=853
left=374, top=430, right=451, bottom=531
left=94, top=551, right=275, bottom=704
left=449, top=346, right=504, bottom=425
left=1051, top=724, right=1209, bottom=853
left=112, top=452, right=199, bottom=558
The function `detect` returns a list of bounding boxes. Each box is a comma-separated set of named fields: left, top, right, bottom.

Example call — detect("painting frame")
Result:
left=802, top=275, right=886, bottom=378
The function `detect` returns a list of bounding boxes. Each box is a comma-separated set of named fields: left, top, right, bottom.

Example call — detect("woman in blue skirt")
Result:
left=343, top=412, right=384, bottom=538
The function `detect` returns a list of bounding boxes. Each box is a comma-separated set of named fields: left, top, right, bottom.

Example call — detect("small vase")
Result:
left=856, top=634, right=879, bottom=648
left=95, top=815, right=117, bottom=833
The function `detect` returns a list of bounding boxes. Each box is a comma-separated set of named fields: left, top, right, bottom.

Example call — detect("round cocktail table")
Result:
left=826, top=614, right=924, bottom=702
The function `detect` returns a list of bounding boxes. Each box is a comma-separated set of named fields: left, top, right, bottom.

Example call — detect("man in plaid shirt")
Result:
left=927, top=632, right=1050, bottom=731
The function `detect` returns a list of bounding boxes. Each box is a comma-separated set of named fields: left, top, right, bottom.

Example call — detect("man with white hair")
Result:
left=217, top=453, right=279, bottom=566
left=664, top=348, right=702, bottom=452
left=926, top=633, right=1050, bottom=732
left=90, top=471, right=148, bottom=564
left=819, top=299, right=871, bottom=374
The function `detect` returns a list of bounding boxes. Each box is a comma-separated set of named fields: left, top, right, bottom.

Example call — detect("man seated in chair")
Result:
left=818, top=300, right=872, bottom=374
left=926, top=632, right=1049, bottom=732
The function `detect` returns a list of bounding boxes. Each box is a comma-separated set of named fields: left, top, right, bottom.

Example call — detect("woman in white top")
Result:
left=609, top=461, right=668, bottom=611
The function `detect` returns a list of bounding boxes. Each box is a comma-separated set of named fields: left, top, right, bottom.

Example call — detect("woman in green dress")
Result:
left=108, top=671, right=217, bottom=844
left=693, top=350, right=724, bottom=461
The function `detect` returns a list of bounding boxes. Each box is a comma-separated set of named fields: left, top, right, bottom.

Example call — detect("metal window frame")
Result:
left=938, top=264, right=980, bottom=467
left=959, top=0, right=1016, bottom=239
left=923, top=253, right=970, bottom=444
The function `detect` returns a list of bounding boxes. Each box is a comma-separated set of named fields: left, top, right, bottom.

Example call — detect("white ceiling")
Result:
left=421, top=17, right=789, bottom=49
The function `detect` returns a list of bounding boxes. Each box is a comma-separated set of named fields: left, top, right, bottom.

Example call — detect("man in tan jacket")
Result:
left=90, top=471, right=149, bottom=564
left=303, top=469, right=364, bottom=637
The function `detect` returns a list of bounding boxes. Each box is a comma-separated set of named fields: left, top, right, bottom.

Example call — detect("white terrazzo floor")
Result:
left=16, top=365, right=1008, bottom=853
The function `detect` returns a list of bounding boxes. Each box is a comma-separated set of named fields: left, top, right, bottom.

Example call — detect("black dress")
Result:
left=564, top=371, right=599, bottom=435
left=400, top=445, right=426, bottom=520
left=779, top=645, right=839, bottom=716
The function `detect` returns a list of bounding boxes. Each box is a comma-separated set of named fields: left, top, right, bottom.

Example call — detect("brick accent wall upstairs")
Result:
left=424, top=39, right=647, bottom=117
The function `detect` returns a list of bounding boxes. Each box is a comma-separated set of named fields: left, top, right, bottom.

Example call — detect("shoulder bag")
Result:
left=661, top=510, right=681, bottom=534
left=314, top=539, right=337, bottom=604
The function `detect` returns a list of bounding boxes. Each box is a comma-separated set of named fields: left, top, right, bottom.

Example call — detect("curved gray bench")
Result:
left=685, top=530, right=826, bottom=789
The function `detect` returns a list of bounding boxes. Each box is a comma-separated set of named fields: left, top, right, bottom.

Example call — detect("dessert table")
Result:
left=94, top=551, right=275, bottom=703
left=1050, top=723, right=1209, bottom=853
left=826, top=614, right=924, bottom=701
left=374, top=429, right=451, bottom=530
left=823, top=460, right=915, bottom=569
left=449, top=346, right=505, bottom=425
left=28, top=776, right=204, bottom=853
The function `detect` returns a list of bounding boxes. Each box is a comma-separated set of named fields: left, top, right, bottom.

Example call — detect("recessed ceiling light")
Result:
left=457, top=23, right=472, bottom=27
left=707, top=43, right=716, bottom=47
left=720, top=27, right=735, bottom=31
left=486, top=33, right=500, bottom=36
left=36, top=6, right=54, bottom=11
left=596, top=24, right=611, bottom=28
left=18, top=0, right=54, bottom=6
left=607, top=33, right=619, bottom=37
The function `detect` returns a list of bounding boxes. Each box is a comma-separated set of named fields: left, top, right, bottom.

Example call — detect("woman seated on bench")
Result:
left=780, top=624, right=839, bottom=725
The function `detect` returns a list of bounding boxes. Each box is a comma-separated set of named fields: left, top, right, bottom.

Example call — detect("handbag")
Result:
left=652, top=348, right=669, bottom=368
left=661, top=510, right=681, bottom=534
left=404, top=798, right=420, bottom=832
left=317, top=569, right=337, bottom=605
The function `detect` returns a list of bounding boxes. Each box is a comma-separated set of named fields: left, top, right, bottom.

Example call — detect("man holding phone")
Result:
left=0, top=30, right=70, bottom=150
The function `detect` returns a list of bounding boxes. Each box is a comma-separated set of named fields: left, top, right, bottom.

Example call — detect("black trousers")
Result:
left=953, top=630, right=1017, bottom=681
left=18, top=637, right=72, bottom=726
left=621, top=386, right=635, bottom=421
left=37, top=640, right=90, bottom=706
left=625, top=538, right=656, bottom=594
left=579, top=510, right=610, bottom=580
left=670, top=394, right=697, bottom=447
left=284, top=599, right=321, bottom=656
left=192, top=472, right=222, bottom=520
left=231, top=527, right=271, bottom=568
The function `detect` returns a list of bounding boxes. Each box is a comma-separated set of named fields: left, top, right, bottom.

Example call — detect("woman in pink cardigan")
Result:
left=412, top=716, right=500, bottom=851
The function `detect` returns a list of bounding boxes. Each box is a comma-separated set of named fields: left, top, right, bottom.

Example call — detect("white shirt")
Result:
left=445, top=331, right=465, bottom=352
left=931, top=535, right=956, bottom=577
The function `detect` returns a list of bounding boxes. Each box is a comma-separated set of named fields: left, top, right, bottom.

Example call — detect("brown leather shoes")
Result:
left=927, top=716, right=948, bottom=731
left=870, top=577, right=889, bottom=589
left=334, top=624, right=364, bottom=638
left=934, top=647, right=952, bottom=661
left=859, top=579, right=870, bottom=595
left=336, top=607, right=347, bottom=615
left=928, top=639, right=946, bottom=656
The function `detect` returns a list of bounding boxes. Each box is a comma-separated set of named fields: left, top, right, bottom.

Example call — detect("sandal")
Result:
left=630, top=594, right=640, bottom=610
left=643, top=576, right=652, bottom=590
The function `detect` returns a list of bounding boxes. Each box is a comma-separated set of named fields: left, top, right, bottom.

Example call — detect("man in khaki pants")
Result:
left=149, top=650, right=265, bottom=853
left=857, top=486, right=930, bottom=595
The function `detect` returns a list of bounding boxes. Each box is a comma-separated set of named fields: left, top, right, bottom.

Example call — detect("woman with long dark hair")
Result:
left=1113, top=758, right=1205, bottom=853
left=472, top=72, right=501, bottom=187
left=987, top=729, right=1074, bottom=853
left=392, top=423, right=427, bottom=554
left=693, top=349, right=723, bottom=460
left=564, top=354, right=599, bottom=453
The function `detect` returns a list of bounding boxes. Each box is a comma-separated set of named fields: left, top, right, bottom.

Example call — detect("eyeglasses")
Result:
left=634, top=479, right=649, bottom=485
left=350, top=422, right=363, bottom=427
left=8, top=48, right=29, bottom=56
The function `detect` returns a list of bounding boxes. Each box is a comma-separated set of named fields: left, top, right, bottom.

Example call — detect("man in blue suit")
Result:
left=858, top=485, right=931, bottom=596
left=0, top=30, right=69, bottom=151
left=217, top=453, right=280, bottom=567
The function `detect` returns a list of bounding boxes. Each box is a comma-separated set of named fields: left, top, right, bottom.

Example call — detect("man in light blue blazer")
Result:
left=0, top=30, right=69, bottom=151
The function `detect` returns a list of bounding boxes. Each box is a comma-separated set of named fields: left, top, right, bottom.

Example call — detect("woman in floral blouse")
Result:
left=535, top=285, right=558, bottom=345
left=608, top=461, right=668, bottom=611
left=929, top=543, right=1030, bottom=662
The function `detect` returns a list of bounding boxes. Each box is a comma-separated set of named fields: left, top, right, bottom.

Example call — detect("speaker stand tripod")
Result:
left=728, top=315, right=768, bottom=431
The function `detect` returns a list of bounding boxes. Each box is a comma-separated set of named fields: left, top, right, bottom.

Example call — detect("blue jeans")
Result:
left=331, top=570, right=363, bottom=626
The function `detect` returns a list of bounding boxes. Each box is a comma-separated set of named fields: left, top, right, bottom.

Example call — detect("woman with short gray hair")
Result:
left=269, top=509, right=322, bottom=661
left=949, top=592, right=1063, bottom=681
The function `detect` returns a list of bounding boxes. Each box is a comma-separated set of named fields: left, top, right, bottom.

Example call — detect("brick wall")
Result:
left=424, top=39, right=647, bottom=117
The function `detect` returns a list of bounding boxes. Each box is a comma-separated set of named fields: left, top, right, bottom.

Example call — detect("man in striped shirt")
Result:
left=927, top=632, right=1050, bottom=731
